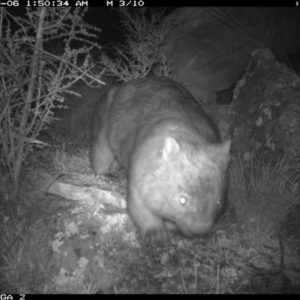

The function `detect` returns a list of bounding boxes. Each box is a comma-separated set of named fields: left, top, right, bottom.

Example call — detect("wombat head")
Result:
left=143, top=137, right=231, bottom=239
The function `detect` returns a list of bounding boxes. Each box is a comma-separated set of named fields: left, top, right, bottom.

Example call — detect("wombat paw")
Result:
left=143, top=226, right=170, bottom=246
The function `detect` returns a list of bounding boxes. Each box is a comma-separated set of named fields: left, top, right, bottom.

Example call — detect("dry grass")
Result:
left=229, top=155, right=300, bottom=241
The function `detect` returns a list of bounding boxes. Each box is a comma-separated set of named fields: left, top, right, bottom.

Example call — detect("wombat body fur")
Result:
left=91, top=77, right=230, bottom=244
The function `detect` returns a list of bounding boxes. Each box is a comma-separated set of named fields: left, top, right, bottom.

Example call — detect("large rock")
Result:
left=230, top=48, right=300, bottom=162
left=159, top=7, right=300, bottom=104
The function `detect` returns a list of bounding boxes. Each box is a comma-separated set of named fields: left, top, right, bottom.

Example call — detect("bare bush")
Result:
left=100, top=7, right=170, bottom=81
left=0, top=7, right=103, bottom=200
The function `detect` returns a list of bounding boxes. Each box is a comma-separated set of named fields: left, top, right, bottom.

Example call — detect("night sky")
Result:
left=84, top=7, right=176, bottom=49
left=84, top=8, right=125, bottom=49
left=7, top=7, right=176, bottom=55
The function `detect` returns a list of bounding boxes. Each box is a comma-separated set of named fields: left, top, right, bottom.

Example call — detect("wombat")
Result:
left=91, top=77, right=230, bottom=244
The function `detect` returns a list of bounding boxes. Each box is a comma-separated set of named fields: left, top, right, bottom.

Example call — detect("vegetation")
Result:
left=0, top=7, right=103, bottom=201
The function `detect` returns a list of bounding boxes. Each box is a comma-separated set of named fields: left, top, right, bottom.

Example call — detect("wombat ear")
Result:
left=162, top=137, right=180, bottom=160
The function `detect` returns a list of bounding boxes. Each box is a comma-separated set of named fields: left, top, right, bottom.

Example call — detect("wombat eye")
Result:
left=179, top=197, right=187, bottom=205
